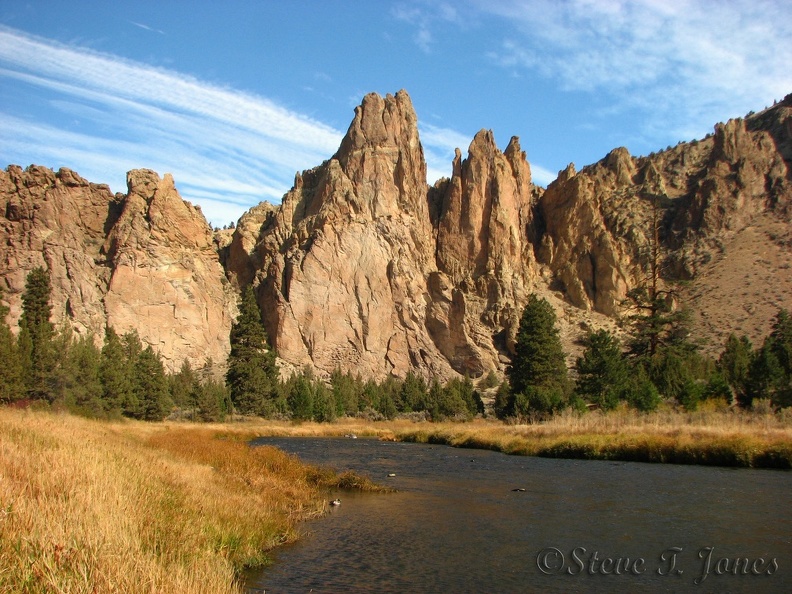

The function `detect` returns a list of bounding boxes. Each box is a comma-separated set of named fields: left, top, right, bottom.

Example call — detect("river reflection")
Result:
left=246, top=437, right=792, bottom=593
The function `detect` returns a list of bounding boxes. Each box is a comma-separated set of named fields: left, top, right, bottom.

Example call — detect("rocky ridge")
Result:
left=2, top=90, right=790, bottom=380
left=0, top=166, right=236, bottom=373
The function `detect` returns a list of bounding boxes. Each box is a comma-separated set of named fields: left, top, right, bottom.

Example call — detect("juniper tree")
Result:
left=717, top=333, right=753, bottom=405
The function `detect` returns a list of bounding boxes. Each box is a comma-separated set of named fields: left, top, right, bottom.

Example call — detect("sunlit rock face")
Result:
left=228, top=91, right=792, bottom=377
left=0, top=166, right=236, bottom=373
left=3, top=92, right=790, bottom=380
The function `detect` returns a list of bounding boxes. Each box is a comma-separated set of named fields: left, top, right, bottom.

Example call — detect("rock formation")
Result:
left=2, top=90, right=790, bottom=380
left=0, top=166, right=236, bottom=373
left=224, top=91, right=623, bottom=380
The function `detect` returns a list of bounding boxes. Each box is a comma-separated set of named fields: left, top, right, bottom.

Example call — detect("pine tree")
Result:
left=133, top=346, right=171, bottom=421
left=287, top=369, right=315, bottom=421
left=399, top=371, right=428, bottom=412
left=0, top=289, right=24, bottom=403
left=194, top=379, right=231, bottom=422
left=330, top=367, right=362, bottom=416
left=747, top=309, right=792, bottom=408
left=226, top=286, right=278, bottom=415
left=717, top=333, right=753, bottom=404
left=119, top=331, right=145, bottom=417
left=506, top=294, right=569, bottom=418
left=99, top=327, right=134, bottom=416
left=63, top=333, right=104, bottom=417
left=170, top=360, right=197, bottom=409
left=575, top=329, right=629, bottom=410
left=19, top=267, right=54, bottom=400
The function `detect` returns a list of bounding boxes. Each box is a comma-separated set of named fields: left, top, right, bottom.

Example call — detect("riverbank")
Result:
left=243, top=406, right=792, bottom=469
left=0, top=409, right=382, bottom=594
left=2, top=408, right=789, bottom=593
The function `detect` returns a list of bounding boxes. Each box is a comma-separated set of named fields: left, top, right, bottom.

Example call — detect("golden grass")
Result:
left=0, top=409, right=382, bottom=594
left=2, top=407, right=789, bottom=592
left=239, top=405, right=792, bottom=469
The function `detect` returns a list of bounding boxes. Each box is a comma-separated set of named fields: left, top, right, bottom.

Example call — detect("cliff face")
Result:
left=537, top=96, right=792, bottom=349
left=224, top=91, right=620, bottom=380
left=3, top=90, right=791, bottom=379
left=0, top=166, right=236, bottom=373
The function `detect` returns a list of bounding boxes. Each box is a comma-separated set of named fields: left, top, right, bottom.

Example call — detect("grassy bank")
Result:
left=0, top=409, right=382, bottom=594
left=243, top=406, right=792, bottom=469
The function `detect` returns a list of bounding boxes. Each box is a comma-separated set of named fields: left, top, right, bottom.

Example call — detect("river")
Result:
left=245, top=437, right=792, bottom=593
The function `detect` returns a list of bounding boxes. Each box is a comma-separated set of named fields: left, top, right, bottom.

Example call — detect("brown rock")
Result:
left=0, top=165, right=235, bottom=373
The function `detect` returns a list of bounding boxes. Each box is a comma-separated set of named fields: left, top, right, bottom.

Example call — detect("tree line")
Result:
left=494, top=292, right=791, bottom=421
left=0, top=268, right=229, bottom=420
left=2, top=268, right=789, bottom=422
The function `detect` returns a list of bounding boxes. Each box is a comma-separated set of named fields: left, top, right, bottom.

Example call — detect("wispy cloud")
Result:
left=392, top=2, right=463, bottom=53
left=0, top=26, right=344, bottom=225
left=478, top=0, right=792, bottom=145
left=129, top=21, right=165, bottom=35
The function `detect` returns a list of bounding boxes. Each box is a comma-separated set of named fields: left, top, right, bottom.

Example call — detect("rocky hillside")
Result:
left=2, top=90, right=790, bottom=380
left=0, top=167, right=236, bottom=373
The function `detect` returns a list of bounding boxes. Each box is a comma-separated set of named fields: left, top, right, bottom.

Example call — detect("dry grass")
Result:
left=0, top=409, right=380, bottom=594
left=394, top=404, right=792, bottom=468
left=238, top=404, right=792, bottom=469
left=3, top=407, right=789, bottom=592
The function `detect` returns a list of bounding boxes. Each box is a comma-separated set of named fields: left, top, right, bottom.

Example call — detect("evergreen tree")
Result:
left=170, top=360, right=197, bottom=409
left=493, top=380, right=512, bottom=419
left=0, top=289, right=24, bottom=403
left=226, top=286, right=278, bottom=415
left=444, top=376, right=483, bottom=417
left=575, top=329, right=629, bottom=410
left=625, top=366, right=661, bottom=411
left=330, top=367, right=361, bottom=416
left=120, top=331, right=144, bottom=416
left=377, top=390, right=397, bottom=420
left=100, top=327, right=134, bottom=415
left=312, top=380, right=337, bottom=422
left=717, top=334, right=753, bottom=405
left=506, top=294, right=569, bottom=418
left=360, top=379, right=383, bottom=413
left=194, top=379, right=231, bottom=422
left=62, top=333, right=105, bottom=417
left=287, top=370, right=315, bottom=421
left=132, top=346, right=171, bottom=421
left=19, top=267, right=54, bottom=400
left=747, top=309, right=792, bottom=408
left=399, top=371, right=428, bottom=412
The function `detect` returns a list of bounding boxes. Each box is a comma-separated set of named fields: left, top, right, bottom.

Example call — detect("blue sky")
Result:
left=1, top=1, right=790, bottom=227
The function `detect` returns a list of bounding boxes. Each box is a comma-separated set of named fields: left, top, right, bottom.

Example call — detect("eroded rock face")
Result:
left=0, top=166, right=235, bottom=373
left=431, top=132, right=541, bottom=374
left=226, top=92, right=552, bottom=380
left=103, top=169, right=237, bottom=372
left=537, top=96, right=792, bottom=321
left=229, top=90, right=791, bottom=377
left=3, top=91, right=790, bottom=381
left=234, top=91, right=452, bottom=379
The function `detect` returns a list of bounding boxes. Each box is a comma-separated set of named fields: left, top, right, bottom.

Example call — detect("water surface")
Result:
left=246, top=437, right=792, bottom=593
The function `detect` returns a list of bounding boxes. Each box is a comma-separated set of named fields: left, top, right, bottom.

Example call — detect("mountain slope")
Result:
left=2, top=91, right=790, bottom=379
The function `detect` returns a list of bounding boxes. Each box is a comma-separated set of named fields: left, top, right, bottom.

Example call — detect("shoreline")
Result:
left=239, top=409, right=792, bottom=470
left=2, top=406, right=790, bottom=592
left=0, top=408, right=383, bottom=593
